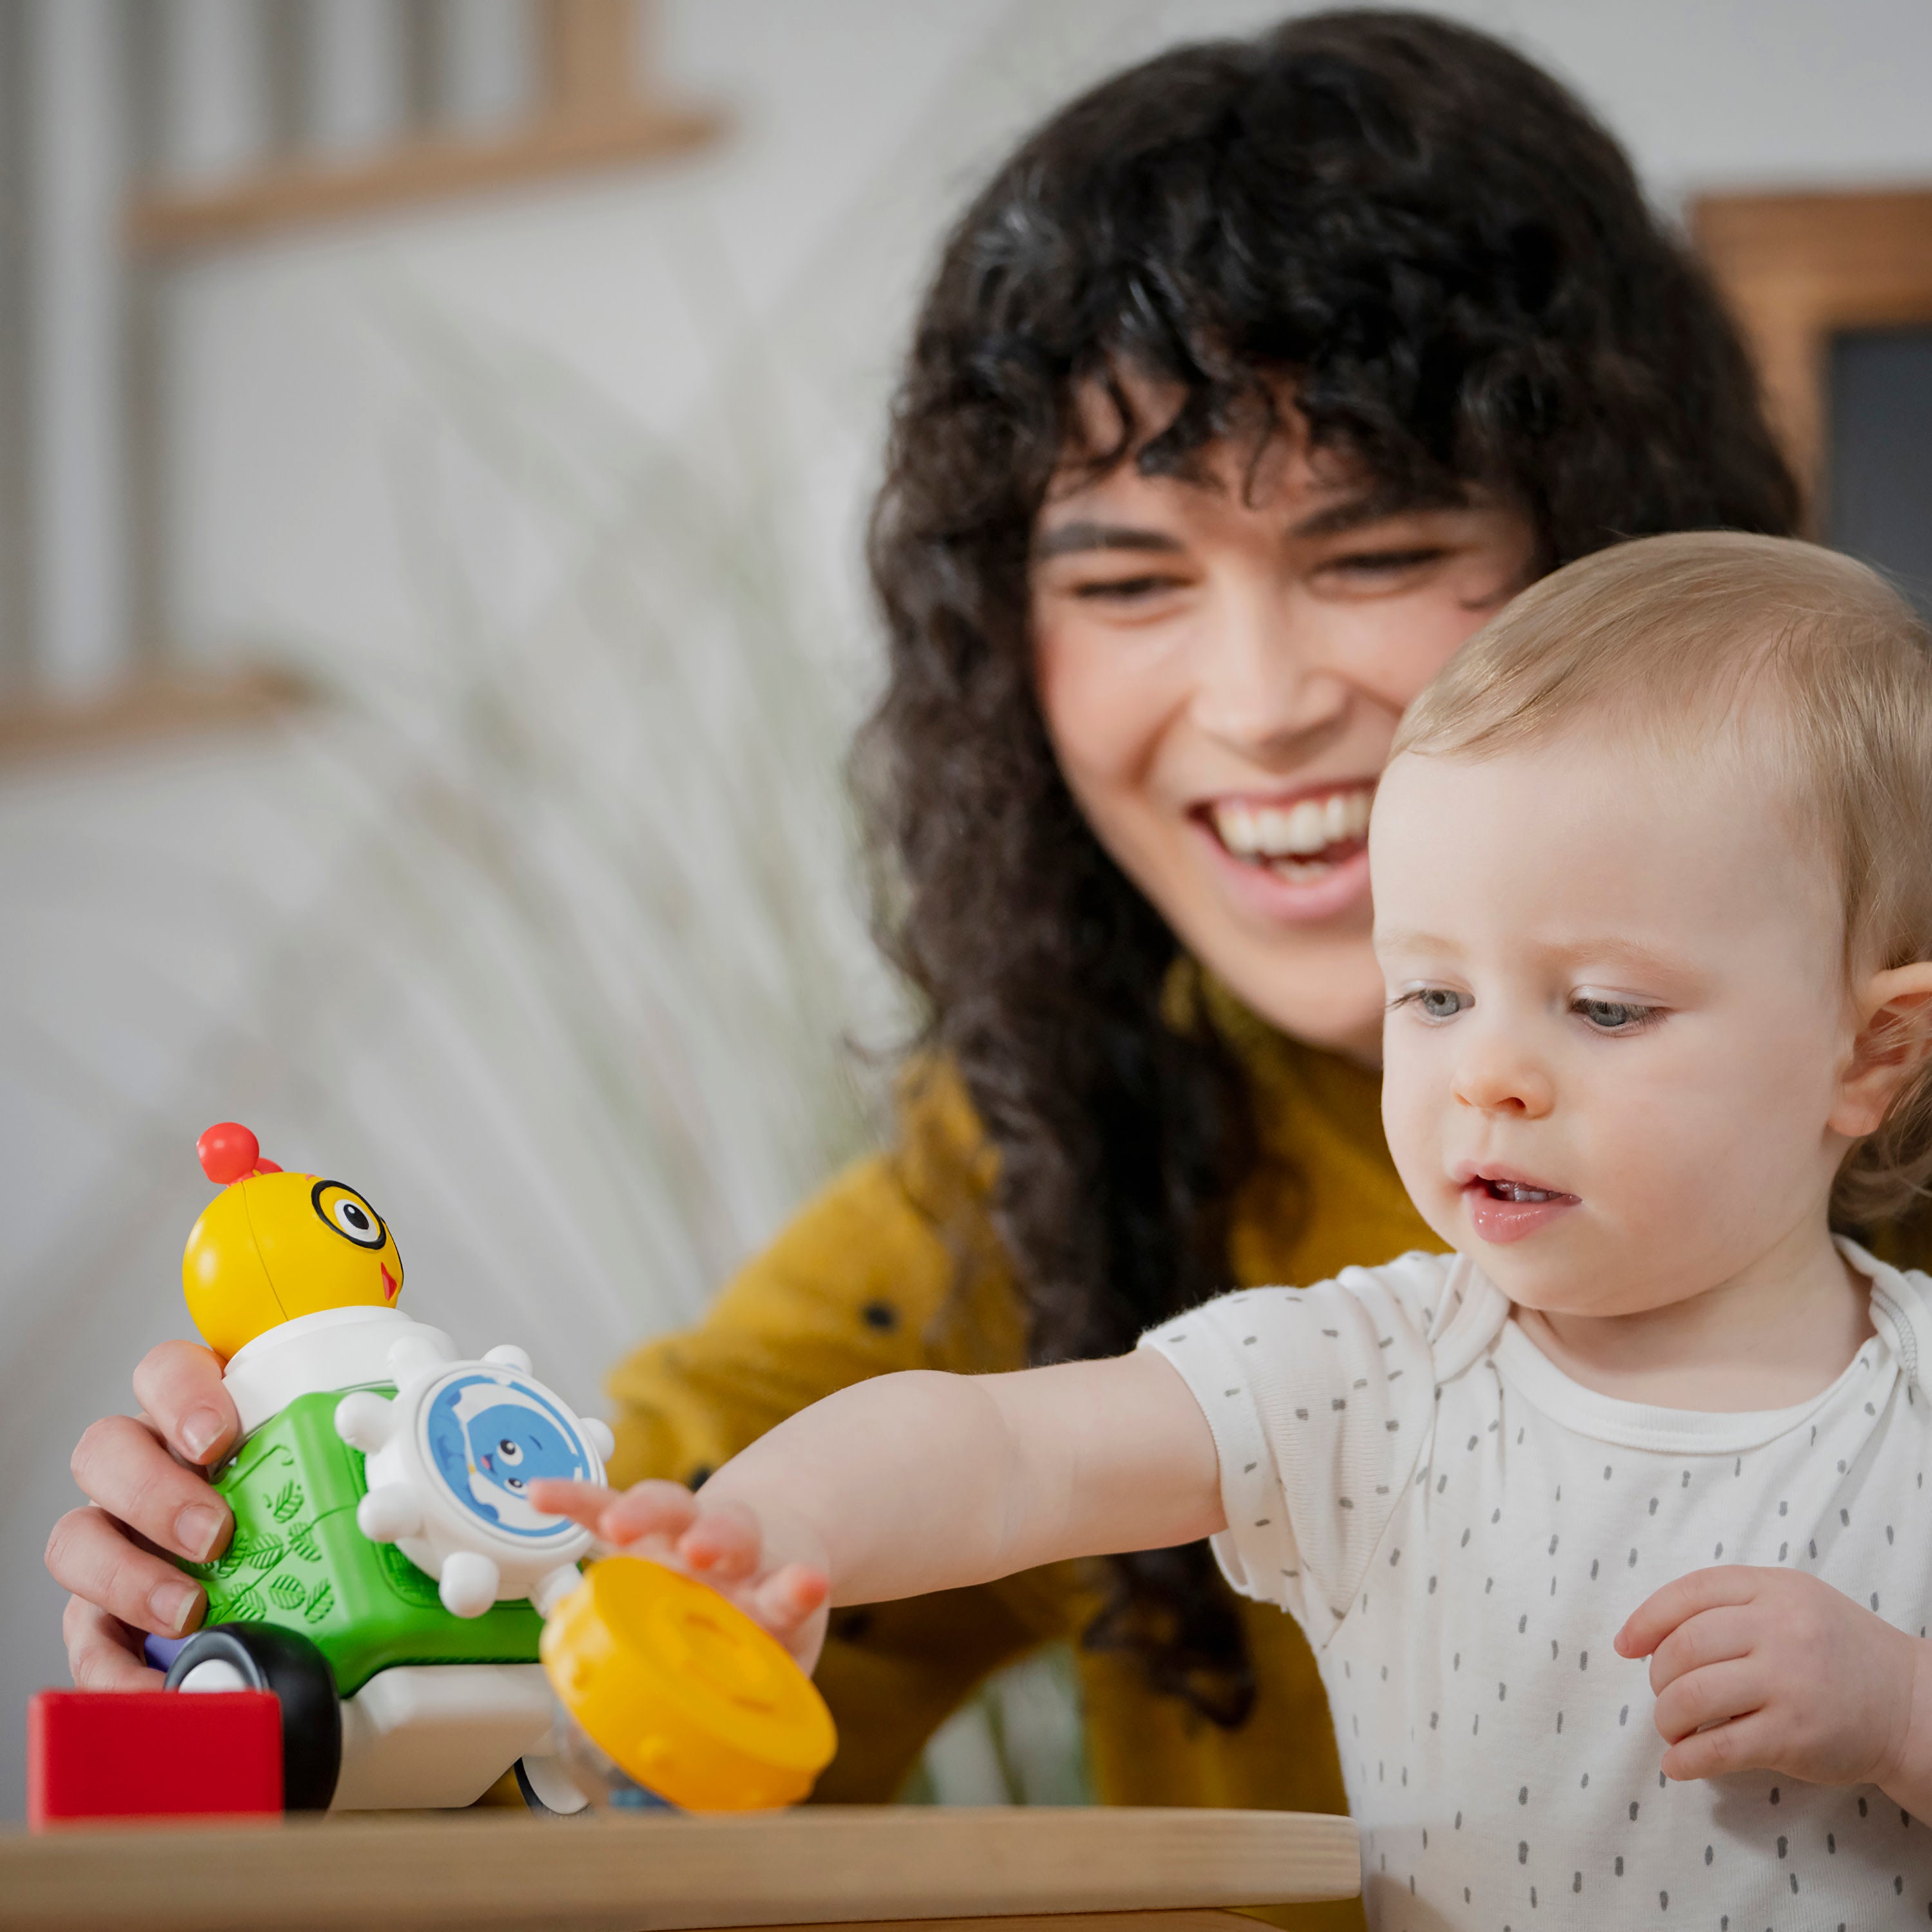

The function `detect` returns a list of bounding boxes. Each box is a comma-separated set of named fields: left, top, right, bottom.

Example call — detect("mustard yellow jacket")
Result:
left=603, top=994, right=1441, bottom=1931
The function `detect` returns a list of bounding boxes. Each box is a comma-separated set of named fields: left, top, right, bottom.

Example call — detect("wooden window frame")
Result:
left=1691, top=187, right=1932, bottom=533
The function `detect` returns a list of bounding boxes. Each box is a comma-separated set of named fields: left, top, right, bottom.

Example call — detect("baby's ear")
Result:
left=1832, top=963, right=1932, bottom=1138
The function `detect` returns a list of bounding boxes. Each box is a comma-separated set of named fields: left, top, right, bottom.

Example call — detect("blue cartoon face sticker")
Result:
left=467, top=1403, right=582, bottom=1495
left=421, top=1370, right=592, bottom=1540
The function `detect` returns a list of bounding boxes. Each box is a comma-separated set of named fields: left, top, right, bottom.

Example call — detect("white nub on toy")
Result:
left=335, top=1335, right=618, bottom=1620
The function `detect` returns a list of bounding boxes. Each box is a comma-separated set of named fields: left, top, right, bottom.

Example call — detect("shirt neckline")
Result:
left=1488, top=1249, right=1893, bottom=1455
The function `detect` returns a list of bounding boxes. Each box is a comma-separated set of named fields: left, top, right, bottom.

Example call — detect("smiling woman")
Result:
left=1030, top=393, right=1537, bottom=1058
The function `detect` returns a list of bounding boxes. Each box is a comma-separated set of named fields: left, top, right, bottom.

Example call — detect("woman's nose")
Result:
left=1452, top=1034, right=1555, bottom=1118
left=1189, top=583, right=1348, bottom=761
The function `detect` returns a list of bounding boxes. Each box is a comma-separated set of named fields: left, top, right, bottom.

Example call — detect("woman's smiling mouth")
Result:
left=1189, top=781, right=1378, bottom=926
left=1206, top=783, right=1374, bottom=880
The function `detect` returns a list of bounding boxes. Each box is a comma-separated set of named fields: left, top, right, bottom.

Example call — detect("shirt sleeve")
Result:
left=1140, top=1253, right=1448, bottom=1646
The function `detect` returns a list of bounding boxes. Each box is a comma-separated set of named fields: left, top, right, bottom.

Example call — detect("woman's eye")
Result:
left=1068, top=573, right=1187, bottom=601
left=1323, top=546, right=1450, bottom=581
left=497, top=1439, right=524, bottom=1463
left=1575, top=998, right=1656, bottom=1032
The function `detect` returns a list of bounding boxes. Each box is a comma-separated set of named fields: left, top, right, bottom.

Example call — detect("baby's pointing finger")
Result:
left=1616, top=1566, right=1765, bottom=1658
left=527, top=1478, right=618, bottom=1532
left=594, top=1479, right=702, bottom=1548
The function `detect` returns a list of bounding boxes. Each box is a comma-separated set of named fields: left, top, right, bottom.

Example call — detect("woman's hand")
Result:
left=45, top=1341, right=239, bottom=1688
left=531, top=1478, right=833, bottom=1669
left=1617, top=1566, right=1932, bottom=1816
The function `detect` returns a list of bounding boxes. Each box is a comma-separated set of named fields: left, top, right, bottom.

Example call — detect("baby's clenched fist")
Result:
left=1617, top=1565, right=1931, bottom=1805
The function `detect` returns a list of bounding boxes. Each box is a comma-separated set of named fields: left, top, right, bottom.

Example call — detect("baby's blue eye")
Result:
left=1577, top=998, right=1650, bottom=1030
left=1416, top=987, right=1468, bottom=1021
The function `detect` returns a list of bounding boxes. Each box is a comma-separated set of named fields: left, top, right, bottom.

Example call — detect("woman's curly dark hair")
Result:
left=855, top=10, right=1800, bottom=1726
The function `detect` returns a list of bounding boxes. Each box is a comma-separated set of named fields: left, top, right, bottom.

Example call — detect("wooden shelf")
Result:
left=128, top=106, right=723, bottom=254
left=0, top=1805, right=1361, bottom=1932
left=0, top=666, right=310, bottom=764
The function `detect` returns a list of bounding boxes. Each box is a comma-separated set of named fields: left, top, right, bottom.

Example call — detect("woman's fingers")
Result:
left=1653, top=1657, right=1765, bottom=1747
left=45, top=1506, right=205, bottom=1640
left=62, top=1595, right=166, bottom=1690
left=129, top=1340, right=238, bottom=1469
left=70, top=1413, right=230, bottom=1565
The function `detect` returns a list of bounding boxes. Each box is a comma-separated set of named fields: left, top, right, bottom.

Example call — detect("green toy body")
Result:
left=185, top=1390, right=544, bottom=1698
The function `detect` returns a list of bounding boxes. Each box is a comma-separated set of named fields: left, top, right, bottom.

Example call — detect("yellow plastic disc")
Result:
left=540, top=1557, right=837, bottom=1812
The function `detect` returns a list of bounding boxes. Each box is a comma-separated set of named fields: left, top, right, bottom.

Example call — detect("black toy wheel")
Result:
left=166, top=1623, right=343, bottom=1811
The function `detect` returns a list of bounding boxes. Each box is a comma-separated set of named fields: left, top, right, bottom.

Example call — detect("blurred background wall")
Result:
left=5, top=0, right=1932, bottom=1821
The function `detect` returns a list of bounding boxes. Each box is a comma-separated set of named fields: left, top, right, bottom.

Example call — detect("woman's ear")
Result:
left=1831, top=963, right=1932, bottom=1139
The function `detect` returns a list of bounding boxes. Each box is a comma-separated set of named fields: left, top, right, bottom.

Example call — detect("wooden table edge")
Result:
left=0, top=1806, right=1363, bottom=1931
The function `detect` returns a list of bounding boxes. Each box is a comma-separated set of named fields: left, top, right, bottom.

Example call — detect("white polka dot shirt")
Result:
left=1141, top=1239, right=1932, bottom=1931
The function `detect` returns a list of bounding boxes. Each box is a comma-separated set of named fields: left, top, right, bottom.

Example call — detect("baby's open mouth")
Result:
left=1461, top=1171, right=1580, bottom=1243
left=1204, top=784, right=1374, bottom=882
left=1476, top=1178, right=1573, bottom=1205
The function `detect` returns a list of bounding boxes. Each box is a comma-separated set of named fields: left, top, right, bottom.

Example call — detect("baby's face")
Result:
left=1372, top=732, right=1856, bottom=1318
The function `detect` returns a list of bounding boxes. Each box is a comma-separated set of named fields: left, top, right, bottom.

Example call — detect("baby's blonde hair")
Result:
left=1393, top=530, right=1932, bottom=1224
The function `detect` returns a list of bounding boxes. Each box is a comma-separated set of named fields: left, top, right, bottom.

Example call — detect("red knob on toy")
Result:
left=197, top=1122, right=261, bottom=1186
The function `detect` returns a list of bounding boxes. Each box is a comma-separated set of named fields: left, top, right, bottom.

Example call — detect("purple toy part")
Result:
left=143, top=1633, right=190, bottom=1671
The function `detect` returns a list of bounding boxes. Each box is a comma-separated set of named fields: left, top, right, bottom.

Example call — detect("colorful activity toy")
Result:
left=28, top=1124, right=835, bottom=1826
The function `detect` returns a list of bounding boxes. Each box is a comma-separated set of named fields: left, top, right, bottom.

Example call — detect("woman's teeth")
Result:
left=1211, top=789, right=1372, bottom=873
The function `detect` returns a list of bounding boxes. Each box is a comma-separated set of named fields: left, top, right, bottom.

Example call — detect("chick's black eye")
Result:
left=313, top=1180, right=386, bottom=1248
left=498, top=1439, right=523, bottom=1463
left=506, top=1477, right=524, bottom=1490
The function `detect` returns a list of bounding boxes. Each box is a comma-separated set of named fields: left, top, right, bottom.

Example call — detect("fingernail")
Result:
left=149, top=1578, right=200, bottom=1636
left=176, top=1504, right=226, bottom=1564
left=180, top=1408, right=225, bottom=1463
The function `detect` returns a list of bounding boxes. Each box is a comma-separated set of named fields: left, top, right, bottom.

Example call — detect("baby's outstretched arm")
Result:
left=532, top=1350, right=1224, bottom=1668
left=1617, top=1566, right=1932, bottom=1821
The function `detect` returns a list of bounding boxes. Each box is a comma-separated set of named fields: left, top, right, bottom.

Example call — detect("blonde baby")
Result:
left=542, top=533, right=1932, bottom=1929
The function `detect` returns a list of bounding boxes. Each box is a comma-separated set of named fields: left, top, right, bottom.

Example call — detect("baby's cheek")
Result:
left=1379, top=1045, right=1452, bottom=1212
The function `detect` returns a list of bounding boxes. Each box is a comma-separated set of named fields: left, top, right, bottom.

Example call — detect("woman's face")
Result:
left=1031, top=388, right=1537, bottom=1063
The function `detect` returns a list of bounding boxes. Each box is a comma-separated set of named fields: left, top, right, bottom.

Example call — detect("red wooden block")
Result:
left=28, top=1690, right=282, bottom=1830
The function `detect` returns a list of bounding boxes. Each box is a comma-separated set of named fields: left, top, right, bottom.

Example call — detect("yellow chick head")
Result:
left=182, top=1123, right=404, bottom=1361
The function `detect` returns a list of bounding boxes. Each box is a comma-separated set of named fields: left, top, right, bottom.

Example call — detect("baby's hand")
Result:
left=1616, top=1566, right=1931, bottom=1803
left=529, top=1479, right=831, bottom=1667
